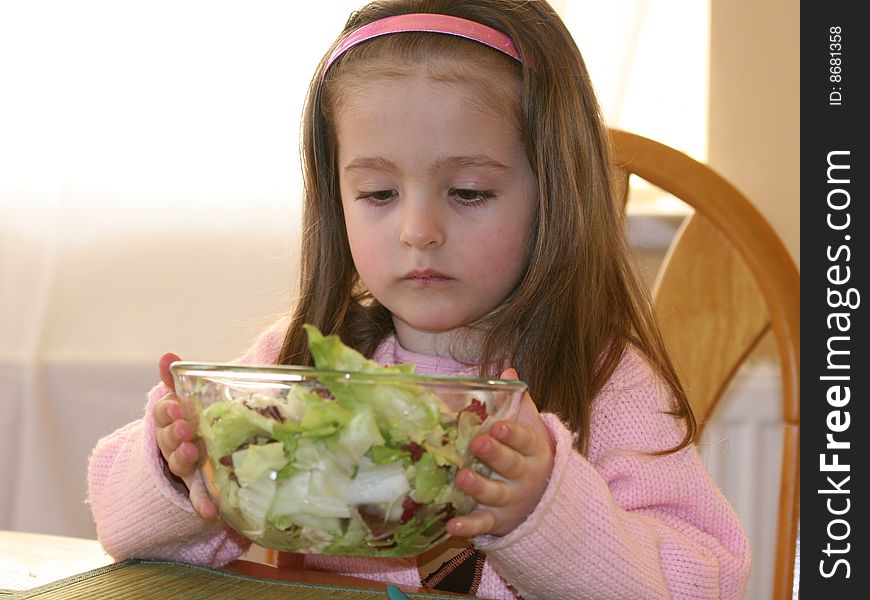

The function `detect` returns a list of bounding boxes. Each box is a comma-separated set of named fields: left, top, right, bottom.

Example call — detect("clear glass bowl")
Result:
left=170, top=362, right=526, bottom=557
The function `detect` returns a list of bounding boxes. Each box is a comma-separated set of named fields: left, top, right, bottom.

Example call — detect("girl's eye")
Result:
left=356, top=190, right=397, bottom=205
left=449, top=188, right=494, bottom=206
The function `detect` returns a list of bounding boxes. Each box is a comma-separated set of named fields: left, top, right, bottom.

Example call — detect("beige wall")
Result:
left=708, top=0, right=800, bottom=269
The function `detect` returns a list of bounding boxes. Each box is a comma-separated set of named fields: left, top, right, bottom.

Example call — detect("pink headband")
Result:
left=324, top=13, right=522, bottom=73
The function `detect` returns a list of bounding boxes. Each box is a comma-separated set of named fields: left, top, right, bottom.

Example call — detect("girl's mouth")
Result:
left=403, top=269, right=454, bottom=285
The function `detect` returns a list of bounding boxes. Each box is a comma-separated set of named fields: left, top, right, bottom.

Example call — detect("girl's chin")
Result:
left=388, top=304, right=494, bottom=336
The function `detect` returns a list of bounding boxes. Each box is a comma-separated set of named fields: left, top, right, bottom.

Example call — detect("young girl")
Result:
left=88, top=1, right=750, bottom=598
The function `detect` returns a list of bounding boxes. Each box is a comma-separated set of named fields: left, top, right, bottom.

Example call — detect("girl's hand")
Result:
left=447, top=368, right=555, bottom=537
left=153, top=352, right=218, bottom=519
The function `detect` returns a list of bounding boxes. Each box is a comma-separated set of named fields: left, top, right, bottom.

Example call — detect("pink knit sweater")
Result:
left=87, top=321, right=750, bottom=599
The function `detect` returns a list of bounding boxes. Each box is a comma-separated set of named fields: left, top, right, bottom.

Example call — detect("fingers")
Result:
left=452, top=371, right=555, bottom=538
left=153, top=395, right=184, bottom=427
left=490, top=420, right=539, bottom=457
left=447, top=509, right=497, bottom=538
left=455, top=467, right=513, bottom=506
left=166, top=440, right=200, bottom=477
left=154, top=394, right=197, bottom=477
left=153, top=355, right=218, bottom=521
left=187, top=469, right=219, bottom=519
left=159, top=352, right=181, bottom=392
left=469, top=430, right=526, bottom=479
left=162, top=418, right=194, bottom=451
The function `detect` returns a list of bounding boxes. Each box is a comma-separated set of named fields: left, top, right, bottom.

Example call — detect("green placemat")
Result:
left=11, top=560, right=465, bottom=599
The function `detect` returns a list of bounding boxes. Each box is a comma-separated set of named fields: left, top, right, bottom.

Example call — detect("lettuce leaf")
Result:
left=194, top=324, right=487, bottom=557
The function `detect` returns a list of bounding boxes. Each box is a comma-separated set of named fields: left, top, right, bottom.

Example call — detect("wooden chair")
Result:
left=610, top=129, right=800, bottom=600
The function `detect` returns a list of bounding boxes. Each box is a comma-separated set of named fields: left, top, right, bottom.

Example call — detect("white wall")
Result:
left=709, top=0, right=800, bottom=268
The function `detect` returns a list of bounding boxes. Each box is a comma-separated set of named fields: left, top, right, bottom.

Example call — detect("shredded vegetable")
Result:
left=191, top=325, right=495, bottom=556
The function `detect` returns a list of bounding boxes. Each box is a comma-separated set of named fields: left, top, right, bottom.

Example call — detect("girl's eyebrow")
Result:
left=429, top=155, right=512, bottom=174
left=343, top=157, right=400, bottom=175
left=343, top=154, right=512, bottom=175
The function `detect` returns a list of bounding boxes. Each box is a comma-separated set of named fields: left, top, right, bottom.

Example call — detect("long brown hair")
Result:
left=278, top=0, right=696, bottom=454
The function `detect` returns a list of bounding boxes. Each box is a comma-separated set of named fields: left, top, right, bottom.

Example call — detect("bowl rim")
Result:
left=169, top=361, right=528, bottom=391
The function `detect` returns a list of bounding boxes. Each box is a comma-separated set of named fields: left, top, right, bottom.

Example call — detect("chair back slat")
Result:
left=652, top=212, right=770, bottom=427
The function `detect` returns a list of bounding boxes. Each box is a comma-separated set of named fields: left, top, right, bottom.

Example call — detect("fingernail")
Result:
left=492, top=423, right=507, bottom=439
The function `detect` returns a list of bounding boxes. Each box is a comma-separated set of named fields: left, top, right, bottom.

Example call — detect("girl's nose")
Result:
left=399, top=199, right=446, bottom=249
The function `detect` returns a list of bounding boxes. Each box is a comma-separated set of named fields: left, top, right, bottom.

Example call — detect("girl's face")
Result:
left=335, top=62, right=537, bottom=356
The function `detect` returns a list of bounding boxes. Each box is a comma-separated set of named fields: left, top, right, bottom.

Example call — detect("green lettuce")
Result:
left=194, top=324, right=493, bottom=557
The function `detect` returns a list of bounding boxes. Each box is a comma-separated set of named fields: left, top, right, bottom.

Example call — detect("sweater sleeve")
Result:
left=86, top=318, right=289, bottom=566
left=473, top=350, right=751, bottom=600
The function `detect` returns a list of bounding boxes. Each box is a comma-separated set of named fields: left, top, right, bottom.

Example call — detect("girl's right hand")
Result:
left=153, top=352, right=219, bottom=519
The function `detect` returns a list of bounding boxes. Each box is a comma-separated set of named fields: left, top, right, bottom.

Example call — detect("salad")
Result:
left=185, top=325, right=507, bottom=556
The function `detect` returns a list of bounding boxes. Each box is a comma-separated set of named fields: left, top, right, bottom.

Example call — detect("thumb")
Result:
left=500, top=367, right=547, bottom=437
left=500, top=367, right=519, bottom=380
left=159, top=352, right=182, bottom=393
left=499, top=367, right=530, bottom=423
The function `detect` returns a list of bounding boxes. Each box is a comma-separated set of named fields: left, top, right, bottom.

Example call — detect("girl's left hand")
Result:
left=446, top=368, right=555, bottom=537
